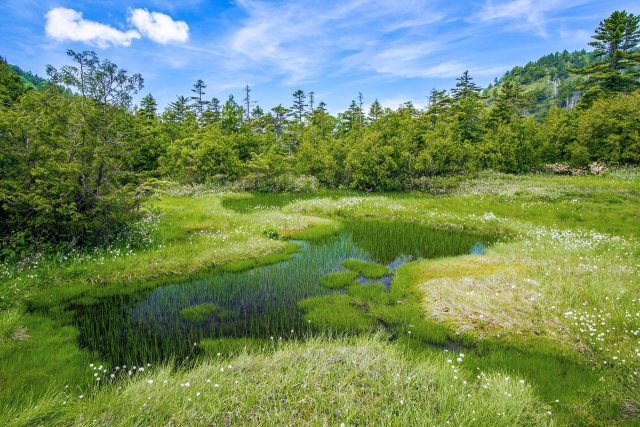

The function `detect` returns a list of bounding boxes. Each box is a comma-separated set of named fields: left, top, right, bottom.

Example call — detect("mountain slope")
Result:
left=484, top=49, right=596, bottom=116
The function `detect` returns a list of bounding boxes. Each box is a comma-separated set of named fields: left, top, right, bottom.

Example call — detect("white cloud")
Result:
left=129, top=9, right=189, bottom=44
left=45, top=7, right=140, bottom=48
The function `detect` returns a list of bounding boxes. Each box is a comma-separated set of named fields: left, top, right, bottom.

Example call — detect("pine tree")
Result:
left=221, top=95, right=244, bottom=133
left=308, top=91, right=315, bottom=111
left=291, top=89, right=306, bottom=123
left=451, top=71, right=481, bottom=100
left=271, top=104, right=290, bottom=140
left=242, top=84, right=255, bottom=123
left=165, top=95, right=190, bottom=124
left=573, top=10, right=640, bottom=94
left=449, top=72, right=484, bottom=143
left=487, top=82, right=529, bottom=127
left=190, top=79, right=209, bottom=118
left=368, top=99, right=383, bottom=121
left=137, top=93, right=157, bottom=121
left=251, top=105, right=264, bottom=120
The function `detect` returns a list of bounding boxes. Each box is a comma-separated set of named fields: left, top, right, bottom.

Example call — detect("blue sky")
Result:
left=1, top=0, right=637, bottom=113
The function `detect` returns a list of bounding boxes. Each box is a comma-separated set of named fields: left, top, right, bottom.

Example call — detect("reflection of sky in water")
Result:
left=471, top=242, right=487, bottom=255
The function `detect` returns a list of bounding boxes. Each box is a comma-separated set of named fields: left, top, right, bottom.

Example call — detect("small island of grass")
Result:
left=342, top=258, right=391, bottom=279
left=180, top=303, right=229, bottom=322
left=319, top=271, right=358, bottom=289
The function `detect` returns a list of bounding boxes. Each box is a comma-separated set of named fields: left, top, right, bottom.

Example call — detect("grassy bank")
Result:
left=1, top=170, right=639, bottom=425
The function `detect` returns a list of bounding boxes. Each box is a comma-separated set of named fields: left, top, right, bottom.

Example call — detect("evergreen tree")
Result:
left=368, top=99, right=384, bottom=121
left=308, top=91, right=315, bottom=111
left=242, top=84, right=254, bottom=123
left=452, top=71, right=481, bottom=100
left=573, top=10, right=640, bottom=94
left=221, top=95, right=244, bottom=133
left=190, top=79, right=209, bottom=118
left=165, top=95, right=190, bottom=124
left=271, top=104, right=290, bottom=140
left=449, top=72, right=484, bottom=143
left=291, top=89, right=306, bottom=123
left=137, top=93, right=157, bottom=121
left=0, top=57, right=27, bottom=107
left=487, top=82, right=529, bottom=127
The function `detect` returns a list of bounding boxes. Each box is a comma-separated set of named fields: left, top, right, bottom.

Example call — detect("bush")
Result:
left=237, top=173, right=320, bottom=193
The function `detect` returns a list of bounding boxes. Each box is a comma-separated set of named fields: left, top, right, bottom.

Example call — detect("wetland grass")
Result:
left=180, top=304, right=230, bottom=322
left=319, top=271, right=358, bottom=289
left=342, top=259, right=391, bottom=279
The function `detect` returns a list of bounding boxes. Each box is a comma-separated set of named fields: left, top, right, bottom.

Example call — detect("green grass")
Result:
left=1, top=170, right=639, bottom=425
left=342, top=258, right=391, bottom=278
left=319, top=271, right=359, bottom=289
left=180, top=303, right=230, bottom=322
left=6, top=335, right=552, bottom=427
left=0, top=309, right=25, bottom=343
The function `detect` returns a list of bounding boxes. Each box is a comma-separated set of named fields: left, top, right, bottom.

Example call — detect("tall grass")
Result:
left=6, top=335, right=552, bottom=427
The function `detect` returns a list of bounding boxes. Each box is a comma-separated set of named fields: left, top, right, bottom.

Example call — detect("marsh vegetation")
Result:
left=1, top=170, right=639, bottom=425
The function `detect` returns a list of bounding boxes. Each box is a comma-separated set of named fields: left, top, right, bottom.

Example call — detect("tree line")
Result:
left=0, top=10, right=639, bottom=252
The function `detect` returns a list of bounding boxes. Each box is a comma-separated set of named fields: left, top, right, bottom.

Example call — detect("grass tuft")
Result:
left=342, top=258, right=391, bottom=279
left=180, top=303, right=230, bottom=322
left=319, top=271, right=358, bottom=289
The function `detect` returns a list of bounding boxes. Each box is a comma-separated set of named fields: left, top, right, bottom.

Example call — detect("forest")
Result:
left=1, top=8, right=640, bottom=426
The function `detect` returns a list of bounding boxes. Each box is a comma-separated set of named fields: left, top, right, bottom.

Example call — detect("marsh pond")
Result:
left=73, top=218, right=494, bottom=366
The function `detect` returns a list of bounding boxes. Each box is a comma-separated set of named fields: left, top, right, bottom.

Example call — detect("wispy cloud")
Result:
left=475, top=0, right=588, bottom=36
left=45, top=7, right=140, bottom=48
left=227, top=0, right=449, bottom=84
